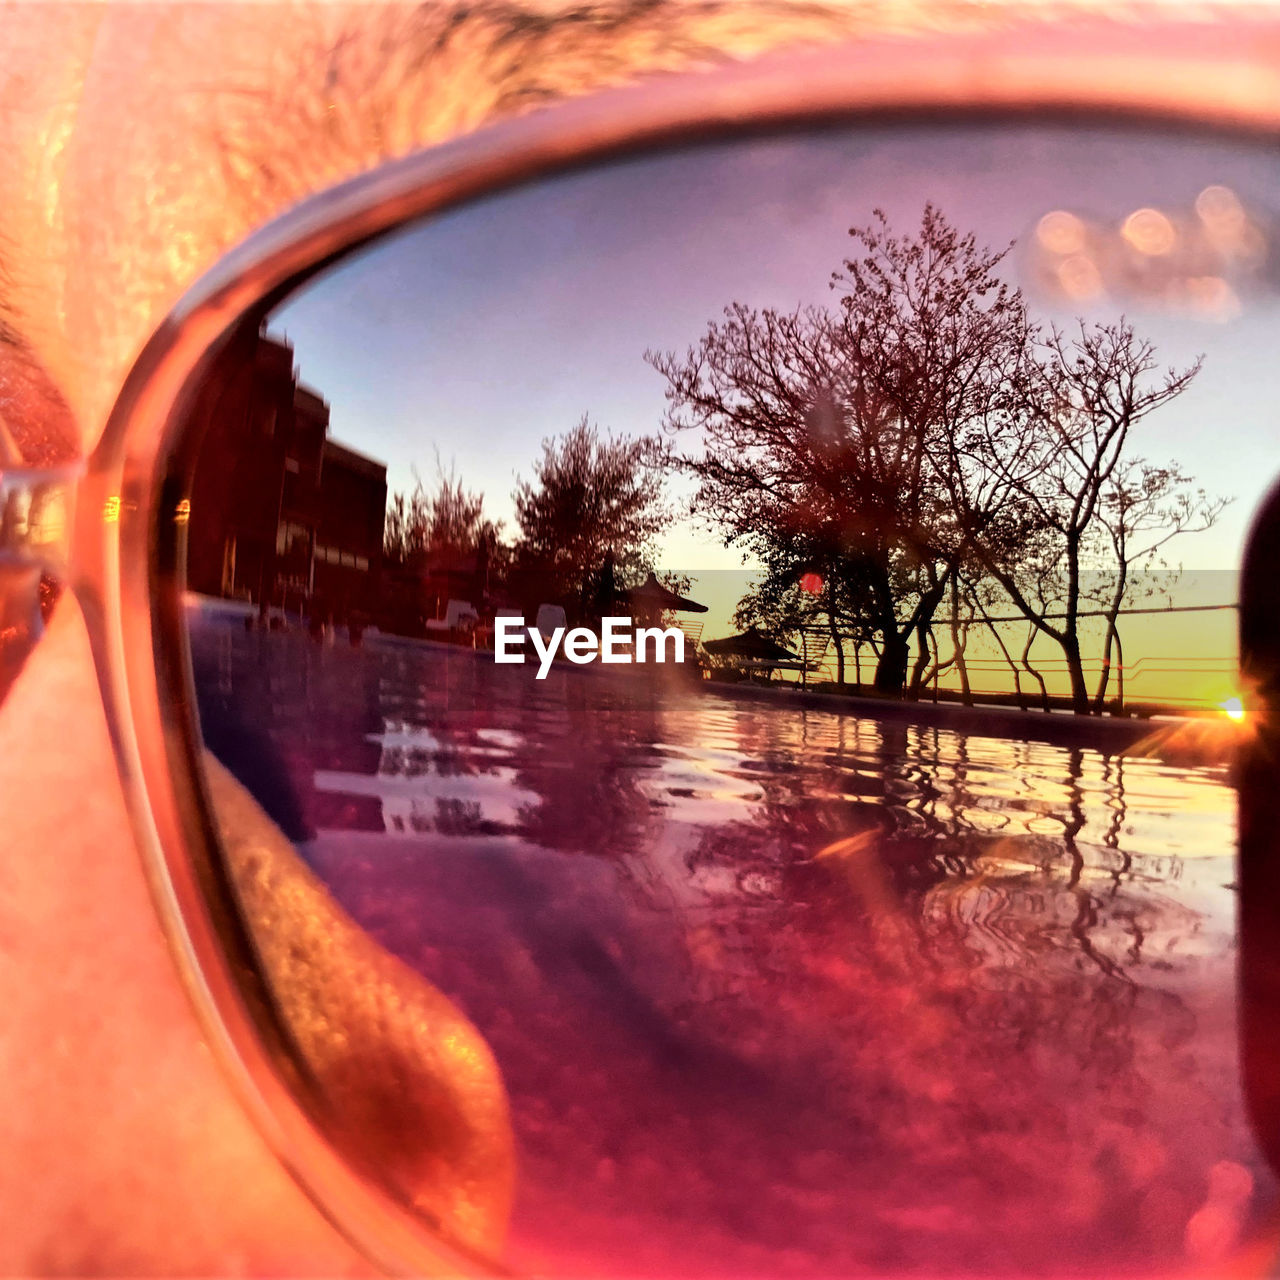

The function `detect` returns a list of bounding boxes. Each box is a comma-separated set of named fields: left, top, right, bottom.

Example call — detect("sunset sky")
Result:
left=272, top=118, right=1279, bottom=705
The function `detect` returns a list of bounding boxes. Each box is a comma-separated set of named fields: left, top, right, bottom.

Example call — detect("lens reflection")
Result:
left=176, top=122, right=1280, bottom=1274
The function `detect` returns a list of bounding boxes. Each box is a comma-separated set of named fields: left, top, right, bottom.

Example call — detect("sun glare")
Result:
left=1220, top=696, right=1246, bottom=723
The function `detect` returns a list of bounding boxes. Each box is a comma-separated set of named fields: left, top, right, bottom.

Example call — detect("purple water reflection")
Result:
left=190, top=612, right=1271, bottom=1277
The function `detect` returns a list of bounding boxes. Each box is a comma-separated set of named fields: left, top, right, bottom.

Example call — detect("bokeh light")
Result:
left=1036, top=210, right=1087, bottom=256
left=1056, top=253, right=1103, bottom=300
left=1122, top=207, right=1178, bottom=257
left=1184, top=275, right=1241, bottom=323
left=1196, top=184, right=1245, bottom=230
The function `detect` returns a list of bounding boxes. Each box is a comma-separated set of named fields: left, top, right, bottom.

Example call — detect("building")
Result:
left=312, top=438, right=388, bottom=620
left=185, top=325, right=387, bottom=620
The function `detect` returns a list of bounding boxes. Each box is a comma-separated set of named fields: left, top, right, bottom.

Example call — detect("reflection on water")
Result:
left=190, top=610, right=1271, bottom=1277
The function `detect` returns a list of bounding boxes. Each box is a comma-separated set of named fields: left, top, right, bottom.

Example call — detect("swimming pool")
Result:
left=191, top=617, right=1267, bottom=1276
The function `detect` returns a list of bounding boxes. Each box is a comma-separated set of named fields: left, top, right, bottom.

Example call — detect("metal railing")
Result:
left=778, top=601, right=1240, bottom=714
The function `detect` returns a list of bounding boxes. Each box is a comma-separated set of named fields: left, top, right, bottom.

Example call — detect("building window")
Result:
left=277, top=519, right=312, bottom=557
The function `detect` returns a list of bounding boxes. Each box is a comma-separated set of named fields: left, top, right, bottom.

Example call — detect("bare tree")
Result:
left=1090, top=458, right=1229, bottom=712
left=650, top=301, right=925, bottom=690
left=652, top=206, right=1034, bottom=695
left=975, top=321, right=1211, bottom=714
left=653, top=209, right=1220, bottom=713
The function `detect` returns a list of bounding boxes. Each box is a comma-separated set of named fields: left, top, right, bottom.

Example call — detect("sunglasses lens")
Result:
left=173, top=120, right=1280, bottom=1272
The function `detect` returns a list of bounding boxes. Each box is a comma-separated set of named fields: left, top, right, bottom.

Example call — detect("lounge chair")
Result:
left=424, top=598, right=480, bottom=641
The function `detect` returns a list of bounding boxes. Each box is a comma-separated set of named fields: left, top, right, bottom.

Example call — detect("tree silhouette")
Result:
left=651, top=206, right=1033, bottom=694
left=974, top=321, right=1214, bottom=714
left=383, top=461, right=501, bottom=571
left=732, top=547, right=878, bottom=687
left=653, top=206, right=1222, bottom=709
left=512, top=416, right=670, bottom=609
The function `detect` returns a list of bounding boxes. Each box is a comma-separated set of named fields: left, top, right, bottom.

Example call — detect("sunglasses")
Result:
left=3, top=22, right=1280, bottom=1277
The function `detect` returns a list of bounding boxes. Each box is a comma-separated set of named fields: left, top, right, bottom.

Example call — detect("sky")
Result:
left=270, top=119, right=1280, bottom=698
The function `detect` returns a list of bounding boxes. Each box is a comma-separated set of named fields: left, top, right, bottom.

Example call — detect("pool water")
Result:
left=190, top=616, right=1271, bottom=1277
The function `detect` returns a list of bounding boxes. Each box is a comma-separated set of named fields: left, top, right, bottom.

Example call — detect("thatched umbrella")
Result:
left=625, top=572, right=708, bottom=614
left=702, top=626, right=800, bottom=662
